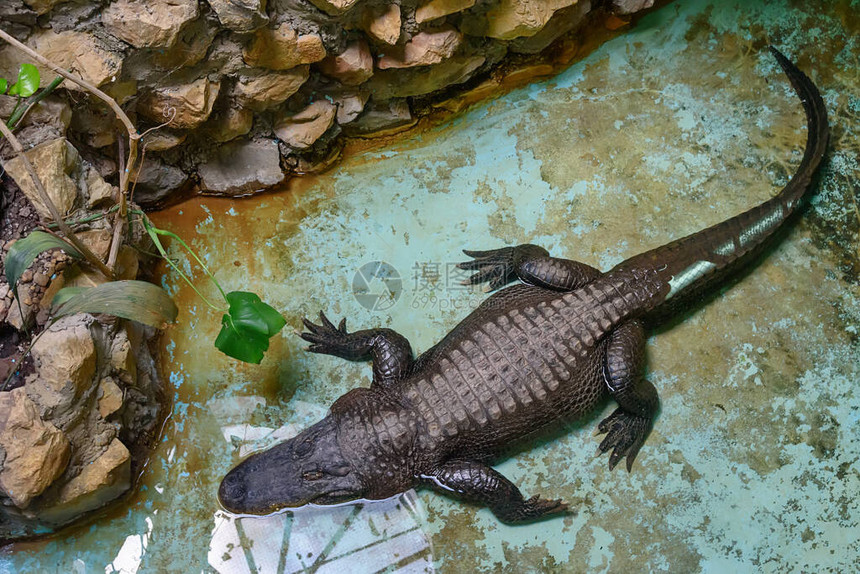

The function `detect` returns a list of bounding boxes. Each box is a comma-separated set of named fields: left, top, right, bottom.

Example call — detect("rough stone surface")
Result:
left=308, top=0, right=360, bottom=16
left=612, top=0, right=654, bottom=14
left=1, top=138, right=79, bottom=220
left=203, top=106, right=255, bottom=143
left=275, top=100, right=337, bottom=150
left=22, top=0, right=66, bottom=15
left=243, top=23, right=326, bottom=70
left=363, top=4, right=401, bottom=45
left=469, top=0, right=582, bottom=40
left=344, top=98, right=415, bottom=137
left=370, top=55, right=486, bottom=99
left=318, top=40, right=373, bottom=86
left=331, top=91, right=369, bottom=124
left=137, top=78, right=220, bottom=129
left=102, top=0, right=199, bottom=49
left=129, top=157, right=188, bottom=206
left=141, top=130, right=186, bottom=152
left=198, top=139, right=285, bottom=195
left=97, top=378, right=124, bottom=419
left=84, top=165, right=117, bottom=208
left=232, top=67, right=309, bottom=111
left=29, top=30, right=122, bottom=88
left=416, top=0, right=476, bottom=24
left=378, top=26, right=463, bottom=70
left=0, top=388, right=70, bottom=509
left=207, top=0, right=268, bottom=32
left=510, top=0, right=591, bottom=54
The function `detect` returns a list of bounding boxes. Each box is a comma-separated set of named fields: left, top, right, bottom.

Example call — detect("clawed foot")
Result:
left=300, top=311, right=353, bottom=356
left=457, top=244, right=550, bottom=291
left=502, top=495, right=569, bottom=523
left=596, top=408, right=652, bottom=471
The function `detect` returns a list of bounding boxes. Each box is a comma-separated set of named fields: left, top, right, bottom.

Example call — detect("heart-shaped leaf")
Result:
left=5, top=231, right=82, bottom=300
left=9, top=63, right=39, bottom=98
left=215, top=291, right=285, bottom=363
left=51, top=280, right=178, bottom=329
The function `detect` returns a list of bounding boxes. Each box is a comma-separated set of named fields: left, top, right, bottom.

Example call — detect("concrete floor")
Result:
left=2, top=0, right=858, bottom=572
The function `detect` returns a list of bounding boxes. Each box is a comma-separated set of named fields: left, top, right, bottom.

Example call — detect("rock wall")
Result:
left=0, top=0, right=655, bottom=205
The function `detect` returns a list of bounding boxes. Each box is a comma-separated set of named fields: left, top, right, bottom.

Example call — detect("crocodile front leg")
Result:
left=458, top=244, right=600, bottom=291
left=422, top=459, right=568, bottom=524
left=300, top=312, right=413, bottom=388
left=597, top=320, right=659, bottom=471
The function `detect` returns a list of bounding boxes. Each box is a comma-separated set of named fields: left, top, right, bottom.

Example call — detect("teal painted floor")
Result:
left=3, top=0, right=859, bottom=571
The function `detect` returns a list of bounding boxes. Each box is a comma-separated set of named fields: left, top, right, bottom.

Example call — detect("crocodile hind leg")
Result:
left=300, top=311, right=413, bottom=388
left=457, top=244, right=600, bottom=291
left=597, top=320, right=659, bottom=471
left=421, top=459, right=568, bottom=524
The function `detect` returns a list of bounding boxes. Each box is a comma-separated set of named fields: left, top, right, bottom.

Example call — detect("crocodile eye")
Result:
left=294, top=438, right=314, bottom=459
left=302, top=470, right=324, bottom=481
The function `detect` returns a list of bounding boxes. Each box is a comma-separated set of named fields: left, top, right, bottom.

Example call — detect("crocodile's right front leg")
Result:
left=422, top=459, right=568, bottom=524
left=300, top=312, right=413, bottom=388
left=458, top=244, right=600, bottom=291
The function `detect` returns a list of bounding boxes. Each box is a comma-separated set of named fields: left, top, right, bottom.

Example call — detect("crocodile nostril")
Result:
left=219, top=473, right=246, bottom=508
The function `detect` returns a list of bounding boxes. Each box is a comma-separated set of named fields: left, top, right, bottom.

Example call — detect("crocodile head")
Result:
left=218, top=417, right=364, bottom=514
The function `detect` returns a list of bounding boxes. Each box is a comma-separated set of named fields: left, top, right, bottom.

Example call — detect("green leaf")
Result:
left=0, top=78, right=7, bottom=95
left=215, top=291, right=286, bottom=363
left=52, top=280, right=178, bottom=329
left=5, top=231, right=82, bottom=300
left=50, top=287, right=89, bottom=307
left=9, top=63, right=39, bottom=97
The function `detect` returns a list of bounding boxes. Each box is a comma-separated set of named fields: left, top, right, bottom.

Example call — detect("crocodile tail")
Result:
left=622, top=46, right=830, bottom=311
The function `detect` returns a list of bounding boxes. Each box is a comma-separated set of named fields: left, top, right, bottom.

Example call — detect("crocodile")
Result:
left=218, top=47, right=829, bottom=523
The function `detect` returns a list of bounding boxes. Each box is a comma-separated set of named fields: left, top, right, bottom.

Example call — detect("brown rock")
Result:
left=198, top=139, right=285, bottom=195
left=243, top=23, right=326, bottom=70
left=204, top=106, right=254, bottom=143
left=415, top=0, right=476, bottom=23
left=363, top=4, right=401, bottom=45
left=232, top=67, right=309, bottom=112
left=318, top=40, right=373, bottom=86
left=207, top=0, right=268, bottom=32
left=465, top=0, right=582, bottom=40
left=42, top=438, right=131, bottom=523
left=274, top=100, right=337, bottom=149
left=129, top=158, right=188, bottom=206
left=29, top=30, right=122, bottom=88
left=308, top=0, right=360, bottom=15
left=69, top=103, right=116, bottom=149
left=26, top=315, right=97, bottom=425
left=84, top=166, right=116, bottom=208
left=22, top=0, right=67, bottom=15
left=612, top=0, right=654, bottom=14
left=76, top=229, right=113, bottom=261
left=510, top=0, right=590, bottom=54
left=369, top=55, right=485, bottom=99
left=109, top=328, right=137, bottom=385
left=142, top=130, right=187, bottom=151
left=102, top=0, right=199, bottom=49
left=138, top=78, right=220, bottom=129
left=147, top=17, right=215, bottom=70
left=0, top=388, right=70, bottom=509
left=378, top=26, right=462, bottom=70
left=98, top=378, right=124, bottom=419
left=331, top=91, right=369, bottom=124
left=344, top=99, right=416, bottom=137
left=1, top=138, right=79, bottom=220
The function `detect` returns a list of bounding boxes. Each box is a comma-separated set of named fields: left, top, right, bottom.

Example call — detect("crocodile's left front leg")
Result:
left=300, top=312, right=413, bottom=388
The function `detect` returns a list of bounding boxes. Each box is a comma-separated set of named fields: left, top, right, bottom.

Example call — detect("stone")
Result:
left=146, top=18, right=215, bottom=71
left=368, top=55, right=485, bottom=99
left=84, top=167, right=116, bottom=208
left=70, top=103, right=116, bottom=148
left=102, top=0, right=199, bottom=49
left=331, top=91, right=369, bottom=124
left=415, top=0, right=476, bottom=23
left=29, top=30, right=122, bottom=88
left=612, top=0, right=654, bottom=14
left=41, top=438, right=131, bottom=523
left=109, top=328, right=137, bottom=385
left=0, top=95, right=71, bottom=134
left=274, top=100, right=337, bottom=150
left=363, top=4, right=401, bottom=45
left=26, top=316, right=97, bottom=425
left=76, top=229, right=113, bottom=261
left=141, top=130, right=187, bottom=152
left=378, top=26, right=462, bottom=70
left=308, top=0, right=360, bottom=16
left=344, top=99, right=416, bottom=137
left=232, top=67, right=309, bottom=112
left=138, top=78, right=220, bottom=129
left=510, top=0, right=590, bottom=54
left=318, top=40, right=373, bottom=86
left=5, top=298, right=34, bottom=331
left=243, top=24, right=326, bottom=70
left=207, top=0, right=268, bottom=32
left=103, top=80, right=139, bottom=106
left=22, top=0, right=66, bottom=15
left=128, top=158, right=188, bottom=206
left=1, top=138, right=79, bottom=220
left=464, top=0, right=581, bottom=40
left=198, top=139, right=285, bottom=195
left=98, top=378, right=124, bottom=419
left=0, top=388, right=70, bottom=509
left=204, top=106, right=254, bottom=143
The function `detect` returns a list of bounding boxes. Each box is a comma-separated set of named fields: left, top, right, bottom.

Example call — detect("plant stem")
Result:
left=0, top=120, right=114, bottom=278
left=5, top=75, right=64, bottom=130
left=0, top=327, right=47, bottom=392
left=45, top=204, right=120, bottom=229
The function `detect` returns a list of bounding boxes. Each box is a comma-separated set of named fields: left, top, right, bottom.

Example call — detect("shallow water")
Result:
left=3, top=0, right=859, bottom=571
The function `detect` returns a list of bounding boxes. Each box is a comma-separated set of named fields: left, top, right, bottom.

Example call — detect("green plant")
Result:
left=0, top=63, right=64, bottom=133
